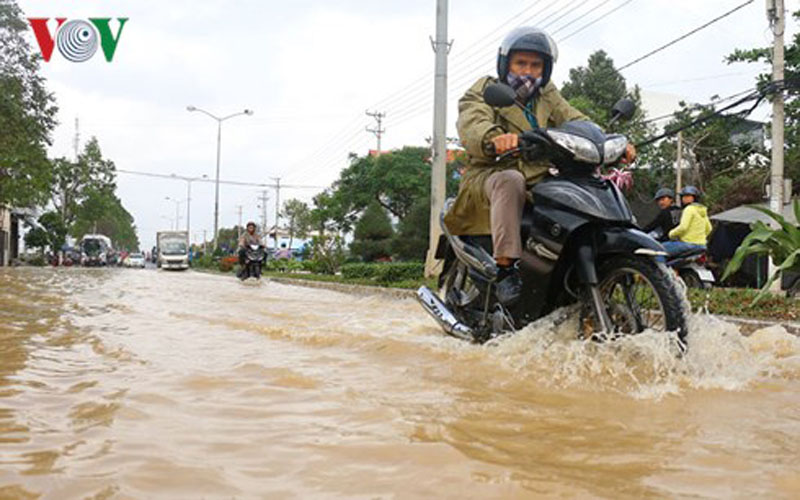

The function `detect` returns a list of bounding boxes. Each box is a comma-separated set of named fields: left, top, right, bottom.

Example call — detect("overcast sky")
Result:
left=19, top=0, right=794, bottom=249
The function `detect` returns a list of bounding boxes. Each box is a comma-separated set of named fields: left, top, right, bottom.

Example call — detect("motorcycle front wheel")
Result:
left=594, top=255, right=688, bottom=345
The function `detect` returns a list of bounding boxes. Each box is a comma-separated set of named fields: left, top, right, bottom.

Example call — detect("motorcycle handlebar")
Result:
left=492, top=132, right=545, bottom=163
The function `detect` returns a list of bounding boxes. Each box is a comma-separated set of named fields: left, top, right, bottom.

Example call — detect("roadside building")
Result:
left=0, top=205, right=21, bottom=267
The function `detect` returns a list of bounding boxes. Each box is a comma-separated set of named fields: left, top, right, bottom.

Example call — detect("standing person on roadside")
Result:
left=444, top=26, right=635, bottom=306
left=663, top=186, right=712, bottom=256
left=642, top=188, right=682, bottom=242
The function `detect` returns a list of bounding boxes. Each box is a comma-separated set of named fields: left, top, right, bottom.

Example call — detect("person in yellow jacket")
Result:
left=662, top=185, right=712, bottom=257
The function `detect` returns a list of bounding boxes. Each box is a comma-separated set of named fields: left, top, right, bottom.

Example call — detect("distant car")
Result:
left=125, top=252, right=146, bottom=268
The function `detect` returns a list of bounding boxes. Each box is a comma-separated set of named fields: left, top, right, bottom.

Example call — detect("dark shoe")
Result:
left=495, top=264, right=522, bottom=306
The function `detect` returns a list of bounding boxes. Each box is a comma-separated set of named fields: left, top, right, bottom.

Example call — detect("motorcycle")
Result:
left=667, top=248, right=715, bottom=289
left=647, top=229, right=715, bottom=290
left=417, top=83, right=688, bottom=346
left=238, top=244, right=266, bottom=281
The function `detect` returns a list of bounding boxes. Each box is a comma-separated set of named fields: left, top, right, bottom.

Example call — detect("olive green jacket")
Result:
left=444, top=76, right=587, bottom=235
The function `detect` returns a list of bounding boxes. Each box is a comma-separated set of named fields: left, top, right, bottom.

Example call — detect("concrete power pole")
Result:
left=676, top=131, right=683, bottom=195
left=236, top=205, right=243, bottom=239
left=767, top=0, right=785, bottom=291
left=259, top=190, right=269, bottom=241
left=425, top=0, right=450, bottom=277
left=271, top=177, right=281, bottom=247
left=366, top=110, right=386, bottom=155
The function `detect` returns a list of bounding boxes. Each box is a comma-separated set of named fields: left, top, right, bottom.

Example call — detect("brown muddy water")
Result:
left=1, top=267, right=799, bottom=499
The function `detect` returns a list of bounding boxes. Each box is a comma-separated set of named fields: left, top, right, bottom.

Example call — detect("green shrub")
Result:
left=26, top=254, right=46, bottom=267
left=265, top=258, right=304, bottom=273
left=192, top=254, right=216, bottom=269
left=341, top=262, right=424, bottom=284
left=309, top=234, right=346, bottom=275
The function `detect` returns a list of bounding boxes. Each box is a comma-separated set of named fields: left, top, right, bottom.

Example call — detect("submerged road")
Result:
left=1, top=267, right=799, bottom=498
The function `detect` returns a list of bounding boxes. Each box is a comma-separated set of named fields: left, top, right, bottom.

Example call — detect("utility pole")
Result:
left=676, top=131, right=683, bottom=195
left=236, top=205, right=243, bottom=239
left=271, top=177, right=281, bottom=247
left=366, top=110, right=386, bottom=155
left=425, top=0, right=451, bottom=277
left=73, top=117, right=80, bottom=159
left=767, top=0, right=785, bottom=291
left=258, top=190, right=270, bottom=241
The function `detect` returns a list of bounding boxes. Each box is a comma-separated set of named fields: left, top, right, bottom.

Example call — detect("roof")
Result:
left=711, top=201, right=798, bottom=226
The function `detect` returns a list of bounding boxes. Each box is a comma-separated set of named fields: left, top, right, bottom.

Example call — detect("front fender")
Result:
left=596, top=227, right=666, bottom=257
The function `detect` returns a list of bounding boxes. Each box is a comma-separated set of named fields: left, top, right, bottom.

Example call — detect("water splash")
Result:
left=482, top=307, right=800, bottom=400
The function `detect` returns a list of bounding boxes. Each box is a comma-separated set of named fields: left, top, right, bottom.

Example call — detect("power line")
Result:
left=618, top=0, right=755, bottom=71
left=116, top=168, right=324, bottom=189
left=558, top=0, right=636, bottom=41
left=284, top=0, right=657, bottom=184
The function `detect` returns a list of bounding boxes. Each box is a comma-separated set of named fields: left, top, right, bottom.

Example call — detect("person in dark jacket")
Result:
left=642, top=187, right=682, bottom=242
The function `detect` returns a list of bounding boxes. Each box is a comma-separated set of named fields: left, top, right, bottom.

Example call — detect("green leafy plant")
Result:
left=723, top=199, right=800, bottom=301
left=341, top=262, right=424, bottom=284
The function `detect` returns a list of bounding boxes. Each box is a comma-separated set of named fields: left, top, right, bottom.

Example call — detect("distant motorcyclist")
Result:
left=663, top=186, right=712, bottom=256
left=642, top=187, right=682, bottom=242
left=238, top=222, right=262, bottom=266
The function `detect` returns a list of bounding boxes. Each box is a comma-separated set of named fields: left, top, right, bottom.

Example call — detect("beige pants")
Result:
left=484, top=170, right=525, bottom=259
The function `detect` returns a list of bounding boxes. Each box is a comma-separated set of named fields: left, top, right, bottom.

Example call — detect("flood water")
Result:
left=1, top=267, right=799, bottom=499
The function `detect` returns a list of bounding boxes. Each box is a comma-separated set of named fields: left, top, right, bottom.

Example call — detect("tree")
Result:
left=391, top=196, right=431, bottom=261
left=727, top=9, right=800, bottom=196
left=0, top=0, right=58, bottom=208
left=309, top=189, right=357, bottom=235
left=646, top=102, right=768, bottom=213
left=23, top=211, right=67, bottom=254
left=71, top=190, right=139, bottom=251
left=561, top=50, right=654, bottom=146
left=350, top=201, right=394, bottom=262
left=333, top=146, right=461, bottom=223
left=215, top=226, right=242, bottom=253
left=51, top=137, right=117, bottom=228
left=281, top=198, right=311, bottom=250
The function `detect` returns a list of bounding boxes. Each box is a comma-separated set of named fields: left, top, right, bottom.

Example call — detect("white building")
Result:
left=0, top=205, right=21, bottom=266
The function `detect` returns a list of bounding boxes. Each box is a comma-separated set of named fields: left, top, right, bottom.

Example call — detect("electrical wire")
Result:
left=618, top=0, right=755, bottom=71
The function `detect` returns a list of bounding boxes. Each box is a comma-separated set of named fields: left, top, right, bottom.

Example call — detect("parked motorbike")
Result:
left=417, top=83, right=688, bottom=346
left=238, top=244, right=266, bottom=281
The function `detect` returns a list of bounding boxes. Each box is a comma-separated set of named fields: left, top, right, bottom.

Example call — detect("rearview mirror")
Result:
left=611, top=99, right=636, bottom=121
left=483, top=83, right=517, bottom=108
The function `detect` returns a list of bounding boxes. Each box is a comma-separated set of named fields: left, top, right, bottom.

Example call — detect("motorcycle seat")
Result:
left=669, top=247, right=706, bottom=259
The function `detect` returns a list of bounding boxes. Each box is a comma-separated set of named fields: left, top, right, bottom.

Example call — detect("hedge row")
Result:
left=341, top=262, right=424, bottom=284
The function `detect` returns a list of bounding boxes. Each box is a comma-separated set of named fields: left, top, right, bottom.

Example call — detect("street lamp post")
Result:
left=174, top=173, right=208, bottom=240
left=165, top=197, right=183, bottom=231
left=186, top=106, right=253, bottom=250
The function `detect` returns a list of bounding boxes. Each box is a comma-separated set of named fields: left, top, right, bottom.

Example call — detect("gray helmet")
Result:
left=497, top=27, right=558, bottom=87
left=679, top=185, right=701, bottom=199
left=653, top=187, right=675, bottom=201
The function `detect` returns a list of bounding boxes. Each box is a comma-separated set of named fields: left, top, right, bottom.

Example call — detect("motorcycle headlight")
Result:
left=547, top=130, right=601, bottom=164
left=603, top=135, right=628, bottom=165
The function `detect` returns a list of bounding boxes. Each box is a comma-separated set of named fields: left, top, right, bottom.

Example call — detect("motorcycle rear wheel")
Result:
left=594, top=255, right=688, bottom=345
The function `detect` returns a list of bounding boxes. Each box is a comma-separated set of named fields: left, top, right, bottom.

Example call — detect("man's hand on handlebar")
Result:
left=491, top=133, right=519, bottom=155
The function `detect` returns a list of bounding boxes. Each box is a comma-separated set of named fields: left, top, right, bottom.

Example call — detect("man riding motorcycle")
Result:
left=238, top=221, right=262, bottom=266
left=642, top=187, right=682, bottom=242
left=443, top=26, right=635, bottom=306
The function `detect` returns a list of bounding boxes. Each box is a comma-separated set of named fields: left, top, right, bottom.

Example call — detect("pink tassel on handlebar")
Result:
left=602, top=168, right=633, bottom=192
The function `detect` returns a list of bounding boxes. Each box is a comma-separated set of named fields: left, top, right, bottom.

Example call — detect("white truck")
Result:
left=80, top=234, right=113, bottom=266
left=157, top=231, right=189, bottom=270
